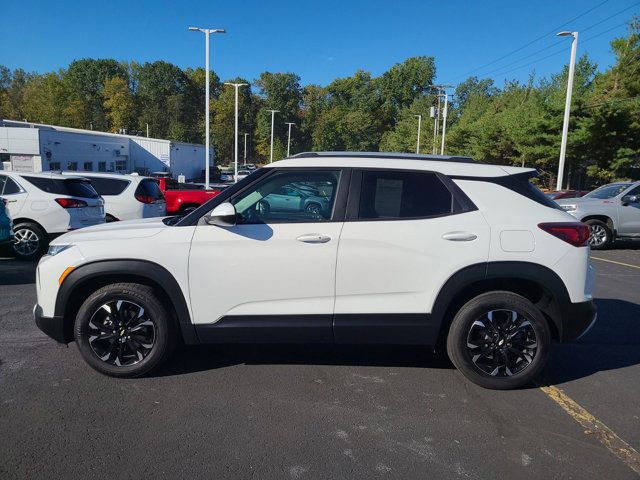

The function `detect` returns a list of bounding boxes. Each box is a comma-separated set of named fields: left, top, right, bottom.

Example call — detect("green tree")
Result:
left=103, top=76, right=135, bottom=133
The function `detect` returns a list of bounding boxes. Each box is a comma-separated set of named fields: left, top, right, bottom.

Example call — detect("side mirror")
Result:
left=204, top=202, right=237, bottom=227
left=622, top=195, right=638, bottom=205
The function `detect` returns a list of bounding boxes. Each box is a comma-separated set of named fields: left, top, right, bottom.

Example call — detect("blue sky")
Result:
left=1, top=0, right=637, bottom=87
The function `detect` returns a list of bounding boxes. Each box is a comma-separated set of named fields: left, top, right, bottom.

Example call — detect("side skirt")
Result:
left=194, top=313, right=437, bottom=346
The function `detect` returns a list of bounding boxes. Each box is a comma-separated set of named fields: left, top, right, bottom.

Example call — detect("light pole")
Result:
left=414, top=115, right=422, bottom=154
left=224, top=82, right=248, bottom=182
left=244, top=133, right=249, bottom=165
left=440, top=93, right=449, bottom=155
left=267, top=110, right=279, bottom=162
left=556, top=31, right=578, bottom=191
left=189, top=26, right=225, bottom=189
left=285, top=122, right=295, bottom=157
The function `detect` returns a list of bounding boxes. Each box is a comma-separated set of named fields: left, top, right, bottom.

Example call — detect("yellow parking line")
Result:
left=537, top=382, right=640, bottom=475
left=591, top=256, right=640, bottom=270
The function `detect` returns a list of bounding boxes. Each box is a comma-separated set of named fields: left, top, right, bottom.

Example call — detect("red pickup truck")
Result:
left=154, top=176, right=227, bottom=214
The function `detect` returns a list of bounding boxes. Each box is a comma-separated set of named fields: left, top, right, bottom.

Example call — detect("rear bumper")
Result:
left=559, top=300, right=597, bottom=341
left=33, top=304, right=68, bottom=344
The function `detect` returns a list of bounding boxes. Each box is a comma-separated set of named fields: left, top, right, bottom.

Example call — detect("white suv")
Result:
left=62, top=172, right=166, bottom=222
left=34, top=152, right=596, bottom=389
left=0, top=172, right=104, bottom=260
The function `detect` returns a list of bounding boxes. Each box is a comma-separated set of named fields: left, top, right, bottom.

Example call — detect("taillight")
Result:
left=538, top=222, right=590, bottom=247
left=135, top=194, right=156, bottom=204
left=55, top=198, right=88, bottom=209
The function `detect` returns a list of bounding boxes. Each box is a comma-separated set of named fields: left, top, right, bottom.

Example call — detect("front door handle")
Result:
left=3, top=199, right=17, bottom=203
left=442, top=231, right=477, bottom=242
left=297, top=234, right=331, bottom=244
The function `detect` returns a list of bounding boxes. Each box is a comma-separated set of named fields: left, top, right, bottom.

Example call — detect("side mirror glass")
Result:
left=204, top=202, right=237, bottom=227
left=622, top=195, right=638, bottom=205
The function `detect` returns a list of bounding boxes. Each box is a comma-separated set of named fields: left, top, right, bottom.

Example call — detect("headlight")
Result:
left=47, top=244, right=73, bottom=256
left=560, top=205, right=577, bottom=212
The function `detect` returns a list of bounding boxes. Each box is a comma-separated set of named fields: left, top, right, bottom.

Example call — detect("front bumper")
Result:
left=33, top=304, right=68, bottom=344
left=560, top=300, right=597, bottom=341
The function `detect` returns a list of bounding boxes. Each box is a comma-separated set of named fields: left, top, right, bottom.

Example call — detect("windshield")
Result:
left=585, top=183, right=631, bottom=199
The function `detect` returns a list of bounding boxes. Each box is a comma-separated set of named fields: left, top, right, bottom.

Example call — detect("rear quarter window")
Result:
left=85, top=177, right=130, bottom=196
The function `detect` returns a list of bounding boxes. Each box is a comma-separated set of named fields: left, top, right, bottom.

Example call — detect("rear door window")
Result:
left=22, top=176, right=100, bottom=198
left=358, top=170, right=455, bottom=219
left=85, top=177, right=130, bottom=196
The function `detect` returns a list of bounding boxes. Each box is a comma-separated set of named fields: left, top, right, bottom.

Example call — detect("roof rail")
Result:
left=289, top=151, right=476, bottom=164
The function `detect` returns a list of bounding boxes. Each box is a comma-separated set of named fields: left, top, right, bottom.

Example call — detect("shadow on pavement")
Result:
left=543, top=297, right=640, bottom=384
left=156, top=298, right=640, bottom=384
left=155, top=344, right=453, bottom=377
left=0, top=259, right=37, bottom=286
left=608, top=239, right=640, bottom=250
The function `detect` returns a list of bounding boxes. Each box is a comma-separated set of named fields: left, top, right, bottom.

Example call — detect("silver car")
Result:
left=556, top=181, right=640, bottom=249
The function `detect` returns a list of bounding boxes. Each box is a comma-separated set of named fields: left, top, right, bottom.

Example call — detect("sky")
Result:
left=1, top=0, right=638, bottom=88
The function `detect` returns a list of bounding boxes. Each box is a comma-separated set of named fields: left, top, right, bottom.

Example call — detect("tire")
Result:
left=446, top=291, right=551, bottom=390
left=105, top=214, right=118, bottom=223
left=585, top=219, right=612, bottom=250
left=74, top=283, right=176, bottom=377
left=12, top=222, right=46, bottom=261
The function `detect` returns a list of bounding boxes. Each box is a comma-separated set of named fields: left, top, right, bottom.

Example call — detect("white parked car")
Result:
left=34, top=152, right=595, bottom=389
left=62, top=172, right=166, bottom=222
left=0, top=171, right=104, bottom=260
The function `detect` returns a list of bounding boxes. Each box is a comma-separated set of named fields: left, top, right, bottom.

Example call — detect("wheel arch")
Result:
left=12, top=217, right=47, bottom=234
left=55, top=259, right=197, bottom=344
left=432, top=262, right=572, bottom=346
left=580, top=214, right=615, bottom=231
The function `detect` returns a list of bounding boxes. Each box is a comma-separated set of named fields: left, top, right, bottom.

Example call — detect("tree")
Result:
left=379, top=56, right=436, bottom=109
left=103, top=76, right=135, bottom=133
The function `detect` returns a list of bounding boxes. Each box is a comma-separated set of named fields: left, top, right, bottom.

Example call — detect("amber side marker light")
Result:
left=58, top=267, right=75, bottom=285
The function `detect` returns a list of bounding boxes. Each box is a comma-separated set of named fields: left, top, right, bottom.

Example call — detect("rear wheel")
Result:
left=446, top=291, right=551, bottom=390
left=585, top=219, right=612, bottom=250
left=74, top=283, right=176, bottom=377
left=12, top=222, right=46, bottom=261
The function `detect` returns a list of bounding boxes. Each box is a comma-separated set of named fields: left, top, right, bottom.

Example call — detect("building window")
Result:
left=68, top=162, right=78, bottom=171
left=49, top=162, right=61, bottom=171
left=98, top=162, right=106, bottom=172
left=83, top=162, right=93, bottom=171
left=115, top=159, right=127, bottom=172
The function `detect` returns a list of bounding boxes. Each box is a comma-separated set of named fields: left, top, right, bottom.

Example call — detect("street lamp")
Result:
left=189, top=26, right=225, bottom=189
left=556, top=31, right=579, bottom=191
left=266, top=110, right=279, bottom=162
left=414, top=115, right=422, bottom=154
left=224, top=82, right=248, bottom=182
left=285, top=122, right=295, bottom=157
left=244, top=133, right=249, bottom=165
left=440, top=93, right=449, bottom=155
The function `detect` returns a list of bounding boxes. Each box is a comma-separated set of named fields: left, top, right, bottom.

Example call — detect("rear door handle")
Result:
left=442, top=231, right=477, bottom=242
left=3, top=199, right=17, bottom=203
left=297, top=234, right=331, bottom=244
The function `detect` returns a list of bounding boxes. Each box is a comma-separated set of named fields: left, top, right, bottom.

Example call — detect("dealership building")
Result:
left=0, top=119, right=213, bottom=180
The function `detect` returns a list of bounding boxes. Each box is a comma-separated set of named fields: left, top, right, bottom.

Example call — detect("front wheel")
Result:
left=585, top=219, right=612, bottom=250
left=74, top=283, right=176, bottom=377
left=446, top=291, right=551, bottom=390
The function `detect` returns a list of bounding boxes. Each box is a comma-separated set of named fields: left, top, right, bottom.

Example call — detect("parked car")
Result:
left=544, top=190, right=590, bottom=200
left=220, top=170, right=234, bottom=182
left=154, top=175, right=225, bottom=215
left=235, top=170, right=251, bottom=181
left=0, top=172, right=104, bottom=260
left=62, top=172, right=166, bottom=222
left=0, top=198, right=14, bottom=249
left=256, top=184, right=331, bottom=218
left=556, top=181, right=640, bottom=249
left=35, top=151, right=595, bottom=390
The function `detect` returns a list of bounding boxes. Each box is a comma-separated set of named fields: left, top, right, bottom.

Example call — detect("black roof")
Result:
left=290, top=151, right=476, bottom=164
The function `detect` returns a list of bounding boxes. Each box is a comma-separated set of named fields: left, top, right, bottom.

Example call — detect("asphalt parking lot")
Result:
left=1, top=245, right=640, bottom=480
